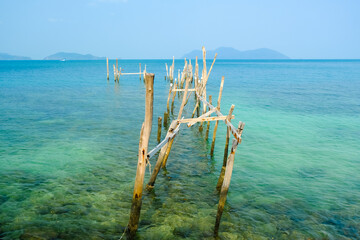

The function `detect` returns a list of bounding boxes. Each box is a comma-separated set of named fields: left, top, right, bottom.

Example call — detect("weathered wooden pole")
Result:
left=139, top=63, right=141, bottom=80
left=157, top=117, right=162, bottom=143
left=113, top=64, right=116, bottom=81
left=166, top=84, right=172, bottom=113
left=161, top=78, right=190, bottom=168
left=147, top=120, right=177, bottom=189
left=171, top=79, right=177, bottom=114
left=163, top=112, right=168, bottom=127
left=106, top=57, right=109, bottom=80
left=210, top=76, right=225, bottom=156
left=216, top=105, right=235, bottom=191
left=126, top=73, right=154, bottom=238
left=214, top=121, right=245, bottom=236
left=205, top=95, right=212, bottom=140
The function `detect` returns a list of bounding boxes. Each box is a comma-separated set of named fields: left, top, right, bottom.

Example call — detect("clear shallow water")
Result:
left=0, top=59, right=359, bottom=239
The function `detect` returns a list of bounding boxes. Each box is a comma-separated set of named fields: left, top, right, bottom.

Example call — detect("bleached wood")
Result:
left=147, top=120, right=178, bottom=188
left=106, top=57, right=109, bottom=80
left=177, top=115, right=234, bottom=124
left=205, top=95, right=212, bottom=140
left=127, top=73, right=154, bottom=237
left=216, top=104, right=235, bottom=191
left=147, top=124, right=180, bottom=159
left=214, top=121, right=245, bottom=236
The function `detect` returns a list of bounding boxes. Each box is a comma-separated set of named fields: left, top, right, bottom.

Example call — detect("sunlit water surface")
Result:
left=0, top=60, right=359, bottom=239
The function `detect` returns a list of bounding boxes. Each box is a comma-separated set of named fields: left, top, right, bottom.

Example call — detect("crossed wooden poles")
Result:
left=125, top=47, right=245, bottom=238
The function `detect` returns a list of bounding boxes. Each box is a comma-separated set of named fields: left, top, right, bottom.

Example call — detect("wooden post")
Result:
left=205, top=95, right=212, bottom=140
left=139, top=63, right=141, bottom=80
left=210, top=76, right=225, bottom=156
left=166, top=84, right=172, bottom=113
left=113, top=64, right=116, bottom=81
left=161, top=78, right=190, bottom=168
left=214, top=122, right=245, bottom=236
left=216, top=105, right=235, bottom=191
left=163, top=112, right=168, bottom=127
left=157, top=117, right=162, bottom=143
left=165, top=63, right=168, bottom=79
left=106, top=57, right=109, bottom=80
left=127, top=73, right=154, bottom=238
left=171, top=79, right=177, bottom=114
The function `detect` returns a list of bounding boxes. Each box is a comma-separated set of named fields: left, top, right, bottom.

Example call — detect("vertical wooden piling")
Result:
left=210, top=76, right=225, bottom=156
left=161, top=78, right=190, bottom=168
left=157, top=117, right=162, bottom=143
left=205, top=95, right=212, bottom=140
left=163, top=112, right=168, bottom=127
left=214, top=122, right=245, bottom=236
left=171, top=79, right=177, bottom=114
left=166, top=84, right=172, bottom=113
left=126, top=73, right=154, bottom=238
left=106, top=57, right=109, bottom=80
left=113, top=65, right=116, bottom=81
left=216, top=105, right=235, bottom=191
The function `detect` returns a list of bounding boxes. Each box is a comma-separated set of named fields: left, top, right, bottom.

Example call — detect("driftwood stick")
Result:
left=157, top=117, right=162, bottom=143
left=127, top=73, right=154, bottom=238
left=216, top=104, right=235, bottom=191
left=205, top=95, right=212, bottom=140
left=146, top=121, right=178, bottom=189
left=214, top=121, right=245, bottom=236
left=106, top=57, right=109, bottom=80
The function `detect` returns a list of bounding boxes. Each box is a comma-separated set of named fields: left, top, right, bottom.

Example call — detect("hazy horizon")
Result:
left=1, top=0, right=360, bottom=59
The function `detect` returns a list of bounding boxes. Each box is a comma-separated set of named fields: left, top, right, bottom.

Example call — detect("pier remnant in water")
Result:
left=115, top=47, right=245, bottom=238
left=126, top=73, right=154, bottom=238
left=157, top=117, right=162, bottom=143
left=106, top=57, right=109, bottom=80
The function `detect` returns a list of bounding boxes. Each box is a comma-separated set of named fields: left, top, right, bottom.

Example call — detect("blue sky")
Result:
left=0, top=0, right=359, bottom=59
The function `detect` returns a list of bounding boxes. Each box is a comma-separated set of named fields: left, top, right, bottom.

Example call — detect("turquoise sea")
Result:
left=0, top=59, right=359, bottom=239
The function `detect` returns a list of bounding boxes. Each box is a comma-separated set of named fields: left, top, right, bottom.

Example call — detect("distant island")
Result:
left=44, top=52, right=105, bottom=60
left=0, top=53, right=31, bottom=60
left=183, top=47, right=289, bottom=59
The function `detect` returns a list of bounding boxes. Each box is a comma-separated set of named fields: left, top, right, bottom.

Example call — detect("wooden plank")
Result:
left=147, top=124, right=180, bottom=159
left=177, top=115, right=234, bottom=124
left=188, top=108, right=216, bottom=127
left=173, top=88, right=196, bottom=92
